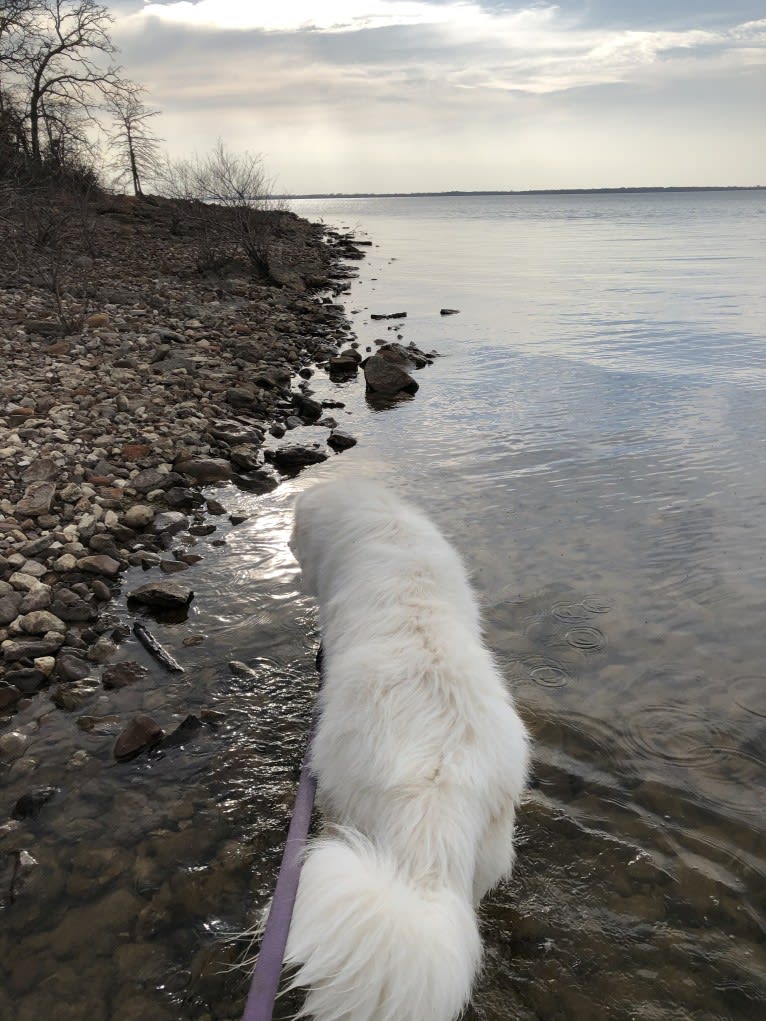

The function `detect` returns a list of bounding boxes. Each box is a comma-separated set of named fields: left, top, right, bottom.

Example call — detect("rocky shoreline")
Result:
left=0, top=194, right=374, bottom=735
left=0, top=193, right=438, bottom=759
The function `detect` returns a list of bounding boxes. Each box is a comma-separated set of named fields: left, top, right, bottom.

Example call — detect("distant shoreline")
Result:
left=283, top=185, right=765, bottom=200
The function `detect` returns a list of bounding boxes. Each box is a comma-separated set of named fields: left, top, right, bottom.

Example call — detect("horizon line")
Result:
left=280, top=185, right=765, bottom=199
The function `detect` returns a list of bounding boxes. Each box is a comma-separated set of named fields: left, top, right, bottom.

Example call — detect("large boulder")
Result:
left=363, top=355, right=419, bottom=396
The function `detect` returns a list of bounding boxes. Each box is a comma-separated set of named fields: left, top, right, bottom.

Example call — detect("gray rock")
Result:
left=77, top=555, right=122, bottom=577
left=52, top=678, right=99, bottom=710
left=50, top=589, right=96, bottom=623
left=0, top=730, right=29, bottom=760
left=17, top=610, right=67, bottom=635
left=56, top=652, right=92, bottom=681
left=102, top=661, right=149, bottom=690
left=207, top=421, right=263, bottom=445
left=15, top=481, right=56, bottom=517
left=165, top=487, right=205, bottom=509
left=0, top=682, right=22, bottom=709
left=229, top=445, right=261, bottom=471
left=19, top=586, right=53, bottom=613
left=129, top=468, right=175, bottom=492
left=77, top=714, right=121, bottom=734
left=265, top=445, right=329, bottom=473
left=158, top=714, right=203, bottom=750
left=114, top=715, right=164, bottom=761
left=0, top=593, right=22, bottom=626
left=174, top=458, right=232, bottom=483
left=363, top=355, right=419, bottom=396
left=127, top=581, right=194, bottom=608
left=229, top=660, right=257, bottom=678
left=12, top=786, right=59, bottom=818
left=293, top=395, right=323, bottom=422
left=328, top=355, right=359, bottom=377
left=151, top=511, right=188, bottom=536
left=5, top=668, right=47, bottom=695
left=3, top=637, right=64, bottom=663
left=91, top=579, right=112, bottom=601
left=159, top=559, right=189, bottom=574
left=123, top=505, right=155, bottom=529
left=328, top=430, right=358, bottom=451
left=22, top=457, right=58, bottom=482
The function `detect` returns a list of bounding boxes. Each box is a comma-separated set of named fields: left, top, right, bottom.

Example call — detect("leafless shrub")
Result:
left=156, top=140, right=284, bottom=278
left=2, top=181, right=98, bottom=332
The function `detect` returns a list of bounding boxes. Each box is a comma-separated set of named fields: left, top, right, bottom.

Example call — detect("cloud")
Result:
left=111, top=3, right=766, bottom=190
left=137, top=0, right=481, bottom=33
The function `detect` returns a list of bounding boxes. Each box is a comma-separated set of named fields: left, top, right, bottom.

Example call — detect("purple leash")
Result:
left=242, top=654, right=322, bottom=1021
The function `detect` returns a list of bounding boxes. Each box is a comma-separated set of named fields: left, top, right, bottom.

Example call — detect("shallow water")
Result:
left=2, top=191, right=765, bottom=1020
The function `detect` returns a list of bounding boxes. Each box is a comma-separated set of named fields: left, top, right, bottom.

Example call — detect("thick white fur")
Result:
left=285, top=479, right=530, bottom=1021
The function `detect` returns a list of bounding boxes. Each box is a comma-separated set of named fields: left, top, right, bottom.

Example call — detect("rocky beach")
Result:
left=0, top=192, right=441, bottom=1021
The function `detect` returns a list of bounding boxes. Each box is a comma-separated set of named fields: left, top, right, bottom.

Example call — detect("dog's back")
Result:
left=285, top=479, right=530, bottom=1021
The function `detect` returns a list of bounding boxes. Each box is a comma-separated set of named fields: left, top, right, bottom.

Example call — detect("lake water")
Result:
left=2, top=191, right=765, bottom=1021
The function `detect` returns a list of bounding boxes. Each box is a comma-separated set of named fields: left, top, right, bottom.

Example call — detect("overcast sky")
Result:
left=109, top=1, right=766, bottom=193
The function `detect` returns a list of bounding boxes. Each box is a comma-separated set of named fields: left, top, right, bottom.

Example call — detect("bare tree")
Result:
left=105, top=84, right=162, bottom=195
left=9, top=0, right=124, bottom=167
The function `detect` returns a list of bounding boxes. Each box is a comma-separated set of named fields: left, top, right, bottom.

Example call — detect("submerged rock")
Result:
left=12, top=786, right=60, bottom=819
left=102, top=661, right=149, bottom=690
left=114, top=715, right=164, bottom=761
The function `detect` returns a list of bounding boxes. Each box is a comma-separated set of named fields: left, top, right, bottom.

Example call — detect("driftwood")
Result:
left=132, top=622, right=185, bottom=673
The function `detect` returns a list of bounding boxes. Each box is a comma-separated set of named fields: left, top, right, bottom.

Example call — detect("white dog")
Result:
left=285, top=479, right=530, bottom=1021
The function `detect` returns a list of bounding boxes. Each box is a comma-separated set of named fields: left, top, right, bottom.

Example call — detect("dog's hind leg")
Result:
left=473, top=800, right=517, bottom=905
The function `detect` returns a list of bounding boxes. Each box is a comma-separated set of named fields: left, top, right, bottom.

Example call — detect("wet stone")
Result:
left=12, top=786, right=60, bottom=819
left=265, top=445, right=329, bottom=473
left=127, top=581, right=194, bottom=609
left=174, top=457, right=232, bottom=483
left=158, top=714, right=203, bottom=750
left=4, top=668, right=47, bottom=695
left=151, top=511, right=188, bottom=536
left=159, top=559, right=189, bottom=574
left=77, top=714, right=121, bottom=734
left=328, top=430, right=358, bottom=451
left=56, top=652, right=92, bottom=681
left=0, top=730, right=29, bottom=760
left=363, top=354, right=419, bottom=396
left=165, top=487, right=204, bottom=509
left=188, top=524, right=216, bottom=536
left=52, top=678, right=99, bottom=710
left=102, top=661, right=149, bottom=691
left=90, top=579, right=112, bottom=601
left=0, top=682, right=22, bottom=709
left=114, top=715, right=164, bottom=761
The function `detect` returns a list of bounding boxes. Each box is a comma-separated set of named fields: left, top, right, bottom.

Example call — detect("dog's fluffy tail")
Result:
left=284, top=832, right=481, bottom=1021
